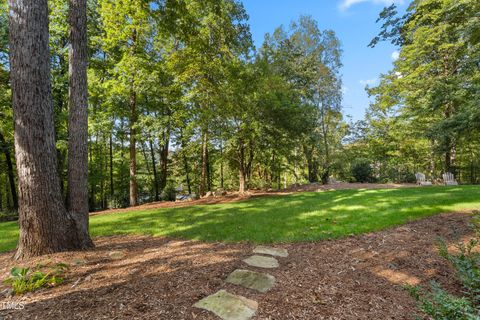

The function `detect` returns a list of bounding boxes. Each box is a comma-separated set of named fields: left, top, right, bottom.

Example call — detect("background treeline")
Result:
left=0, top=0, right=345, bottom=211
left=0, top=0, right=479, bottom=213
left=339, top=0, right=480, bottom=185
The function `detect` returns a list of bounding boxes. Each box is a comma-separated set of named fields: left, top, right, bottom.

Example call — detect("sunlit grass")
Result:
left=1, top=185, right=479, bottom=252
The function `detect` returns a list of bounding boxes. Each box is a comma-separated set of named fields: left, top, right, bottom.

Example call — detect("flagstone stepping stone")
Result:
left=253, top=246, right=288, bottom=258
left=243, top=255, right=279, bottom=269
left=108, top=251, right=126, bottom=260
left=193, top=290, right=258, bottom=320
left=226, top=269, right=275, bottom=293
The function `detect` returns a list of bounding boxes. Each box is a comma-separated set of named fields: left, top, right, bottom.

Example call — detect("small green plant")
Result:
left=407, top=283, right=477, bottom=320
left=407, top=212, right=480, bottom=319
left=3, top=263, right=68, bottom=295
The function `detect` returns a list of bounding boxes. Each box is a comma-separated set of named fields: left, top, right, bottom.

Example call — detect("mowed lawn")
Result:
left=1, top=185, right=480, bottom=252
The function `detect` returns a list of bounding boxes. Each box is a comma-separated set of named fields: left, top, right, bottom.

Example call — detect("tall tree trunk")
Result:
left=0, top=131, right=18, bottom=210
left=149, top=140, right=159, bottom=201
left=239, top=169, right=246, bottom=194
left=200, top=130, right=208, bottom=196
left=141, top=142, right=151, bottom=175
left=67, top=0, right=93, bottom=248
left=88, top=135, right=95, bottom=210
left=238, top=144, right=246, bottom=194
left=5, top=178, right=12, bottom=209
left=219, top=140, right=224, bottom=189
left=304, top=145, right=317, bottom=183
left=9, top=0, right=80, bottom=259
left=0, top=175, right=3, bottom=211
left=129, top=28, right=138, bottom=207
left=179, top=129, right=192, bottom=194
left=158, top=130, right=169, bottom=193
left=320, top=105, right=330, bottom=185
left=109, top=131, right=114, bottom=198
left=207, top=147, right=212, bottom=192
left=184, top=153, right=192, bottom=195
left=129, top=86, right=138, bottom=206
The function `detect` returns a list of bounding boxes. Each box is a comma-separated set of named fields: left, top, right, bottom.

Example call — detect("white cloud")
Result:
left=359, top=78, right=378, bottom=86
left=391, top=50, right=400, bottom=61
left=339, top=0, right=405, bottom=11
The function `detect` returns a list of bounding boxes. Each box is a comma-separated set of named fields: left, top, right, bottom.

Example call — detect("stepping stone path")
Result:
left=242, top=255, right=279, bottom=269
left=108, top=251, right=126, bottom=260
left=194, top=246, right=288, bottom=320
left=193, top=290, right=258, bottom=320
left=253, top=246, right=288, bottom=258
left=225, top=269, right=275, bottom=293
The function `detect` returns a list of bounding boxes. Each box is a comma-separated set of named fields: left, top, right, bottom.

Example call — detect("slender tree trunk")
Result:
left=207, top=147, right=212, bottom=192
left=179, top=130, right=192, bottom=194
left=129, top=86, right=138, bottom=206
left=0, top=175, right=3, bottom=211
left=200, top=130, right=208, bottom=196
left=109, top=131, right=114, bottom=197
left=148, top=140, right=159, bottom=201
left=245, top=139, right=254, bottom=188
left=9, top=0, right=81, bottom=259
left=158, top=130, right=169, bottom=193
left=219, top=140, right=224, bottom=189
left=67, top=0, right=93, bottom=248
left=88, top=135, right=95, bottom=210
left=129, top=28, right=138, bottom=207
left=5, top=178, right=12, bottom=209
left=184, top=154, right=192, bottom=195
left=238, top=139, right=246, bottom=194
left=320, top=105, right=330, bottom=185
left=141, top=142, right=151, bottom=175
left=0, top=131, right=18, bottom=210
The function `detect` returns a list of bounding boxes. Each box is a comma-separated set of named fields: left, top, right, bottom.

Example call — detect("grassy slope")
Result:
left=1, top=186, right=479, bottom=252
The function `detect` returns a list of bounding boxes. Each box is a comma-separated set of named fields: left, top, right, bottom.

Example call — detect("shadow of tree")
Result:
left=90, top=186, right=480, bottom=243
left=0, top=211, right=474, bottom=319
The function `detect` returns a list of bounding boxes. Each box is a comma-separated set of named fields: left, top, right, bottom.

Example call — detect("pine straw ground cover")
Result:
left=0, top=212, right=476, bottom=319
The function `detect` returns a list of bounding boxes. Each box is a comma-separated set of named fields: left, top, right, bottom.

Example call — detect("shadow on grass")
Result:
left=0, top=186, right=479, bottom=252
left=90, top=185, right=480, bottom=244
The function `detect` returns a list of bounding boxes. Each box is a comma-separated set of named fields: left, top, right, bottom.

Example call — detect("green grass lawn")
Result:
left=1, top=185, right=480, bottom=252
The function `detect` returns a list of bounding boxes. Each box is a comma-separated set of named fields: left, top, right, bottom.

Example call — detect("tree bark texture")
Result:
left=9, top=0, right=79, bottom=259
left=67, top=0, right=93, bottom=248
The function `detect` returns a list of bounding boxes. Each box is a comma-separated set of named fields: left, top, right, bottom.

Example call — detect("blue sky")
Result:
left=242, top=0, right=408, bottom=122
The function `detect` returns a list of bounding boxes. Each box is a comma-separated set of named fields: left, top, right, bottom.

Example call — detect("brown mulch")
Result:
left=0, top=211, right=474, bottom=319
left=92, top=182, right=416, bottom=217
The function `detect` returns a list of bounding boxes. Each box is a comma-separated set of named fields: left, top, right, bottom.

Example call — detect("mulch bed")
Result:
left=0, top=211, right=473, bottom=319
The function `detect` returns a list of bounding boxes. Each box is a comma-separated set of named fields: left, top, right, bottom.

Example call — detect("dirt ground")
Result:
left=0, top=211, right=474, bottom=320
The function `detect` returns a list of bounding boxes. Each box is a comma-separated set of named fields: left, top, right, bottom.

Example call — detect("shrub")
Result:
left=161, top=184, right=177, bottom=202
left=407, top=283, right=477, bottom=320
left=3, top=263, right=68, bottom=295
left=351, top=158, right=373, bottom=183
left=407, top=212, right=480, bottom=319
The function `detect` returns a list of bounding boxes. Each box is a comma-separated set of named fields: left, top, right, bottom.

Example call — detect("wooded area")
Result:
left=0, top=0, right=479, bottom=257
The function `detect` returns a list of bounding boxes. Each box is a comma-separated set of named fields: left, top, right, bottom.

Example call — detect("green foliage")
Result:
left=3, top=263, right=68, bottom=295
left=407, top=283, right=478, bottom=320
left=362, top=0, right=480, bottom=183
left=351, top=158, right=373, bottom=183
left=407, top=212, right=480, bottom=319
